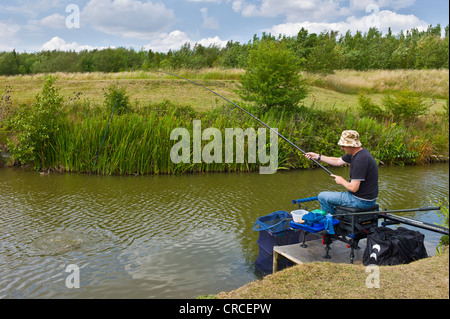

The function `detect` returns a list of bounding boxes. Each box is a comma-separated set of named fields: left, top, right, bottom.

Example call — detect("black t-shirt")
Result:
left=341, top=148, right=378, bottom=200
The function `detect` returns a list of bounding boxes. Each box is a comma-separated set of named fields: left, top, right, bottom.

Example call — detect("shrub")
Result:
left=357, top=94, right=386, bottom=119
left=8, top=75, right=65, bottom=168
left=239, top=39, right=308, bottom=112
left=383, top=89, right=429, bottom=121
left=103, top=83, right=130, bottom=116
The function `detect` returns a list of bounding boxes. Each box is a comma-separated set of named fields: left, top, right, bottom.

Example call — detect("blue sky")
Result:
left=1, top=0, right=448, bottom=52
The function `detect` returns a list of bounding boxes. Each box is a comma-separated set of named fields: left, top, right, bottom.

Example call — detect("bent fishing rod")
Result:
left=148, top=69, right=333, bottom=176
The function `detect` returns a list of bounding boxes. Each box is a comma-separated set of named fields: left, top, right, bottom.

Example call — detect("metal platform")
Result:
left=272, top=238, right=366, bottom=272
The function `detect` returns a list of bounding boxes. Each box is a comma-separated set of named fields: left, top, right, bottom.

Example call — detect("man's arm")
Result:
left=304, top=152, right=348, bottom=167
left=331, top=175, right=361, bottom=193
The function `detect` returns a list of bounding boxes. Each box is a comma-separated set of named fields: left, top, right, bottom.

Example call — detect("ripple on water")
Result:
left=28, top=229, right=117, bottom=257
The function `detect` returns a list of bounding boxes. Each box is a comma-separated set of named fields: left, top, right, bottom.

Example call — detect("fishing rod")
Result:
left=147, top=69, right=333, bottom=176
left=380, top=212, right=449, bottom=235
left=332, top=206, right=448, bottom=235
left=332, top=206, right=441, bottom=216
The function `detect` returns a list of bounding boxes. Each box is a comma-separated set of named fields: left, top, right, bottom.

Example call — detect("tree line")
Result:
left=0, top=24, right=448, bottom=76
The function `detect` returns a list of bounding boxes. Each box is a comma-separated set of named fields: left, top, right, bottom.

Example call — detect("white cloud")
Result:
left=143, top=30, right=227, bottom=52
left=143, top=30, right=191, bottom=52
left=186, top=0, right=222, bottom=2
left=82, top=0, right=175, bottom=39
left=41, top=36, right=110, bottom=51
left=0, top=21, right=21, bottom=51
left=349, top=0, right=416, bottom=11
left=196, top=36, right=227, bottom=47
left=28, top=13, right=66, bottom=29
left=232, top=0, right=421, bottom=23
left=201, top=7, right=219, bottom=29
left=266, top=10, right=428, bottom=37
left=232, top=0, right=350, bottom=22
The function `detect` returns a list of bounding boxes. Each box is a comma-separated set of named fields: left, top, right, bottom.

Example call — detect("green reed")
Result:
left=7, top=98, right=449, bottom=175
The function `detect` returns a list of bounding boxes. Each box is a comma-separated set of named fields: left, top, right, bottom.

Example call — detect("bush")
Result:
left=8, top=75, right=65, bottom=168
left=239, top=39, right=308, bottom=112
left=383, top=89, right=429, bottom=121
left=103, top=83, right=130, bottom=116
left=357, top=94, right=386, bottom=119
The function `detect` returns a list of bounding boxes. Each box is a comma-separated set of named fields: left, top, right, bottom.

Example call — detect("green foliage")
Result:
left=383, top=89, right=429, bottom=121
left=239, top=39, right=308, bottom=111
left=430, top=197, right=449, bottom=254
left=304, top=31, right=341, bottom=74
left=357, top=94, right=386, bottom=119
left=8, top=75, right=65, bottom=168
left=103, top=84, right=131, bottom=116
left=373, top=124, right=418, bottom=165
left=0, top=50, right=20, bottom=75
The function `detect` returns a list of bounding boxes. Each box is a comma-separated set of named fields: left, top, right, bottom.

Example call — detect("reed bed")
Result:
left=33, top=101, right=448, bottom=175
left=46, top=104, right=271, bottom=175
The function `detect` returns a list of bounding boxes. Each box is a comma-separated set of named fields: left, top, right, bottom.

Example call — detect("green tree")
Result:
left=305, top=31, right=340, bottom=74
left=0, top=50, right=20, bottom=75
left=239, top=39, right=307, bottom=111
left=218, top=40, right=249, bottom=68
left=8, top=75, right=65, bottom=168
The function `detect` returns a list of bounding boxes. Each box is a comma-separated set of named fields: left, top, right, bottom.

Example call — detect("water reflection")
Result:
left=0, top=163, right=448, bottom=298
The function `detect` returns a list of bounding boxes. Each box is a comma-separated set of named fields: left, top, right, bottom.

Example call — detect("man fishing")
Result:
left=305, top=130, right=378, bottom=215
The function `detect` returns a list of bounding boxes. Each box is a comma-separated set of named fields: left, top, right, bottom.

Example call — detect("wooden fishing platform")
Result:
left=272, top=238, right=366, bottom=272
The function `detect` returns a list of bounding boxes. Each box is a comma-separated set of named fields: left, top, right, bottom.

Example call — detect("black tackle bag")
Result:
left=363, top=226, right=428, bottom=266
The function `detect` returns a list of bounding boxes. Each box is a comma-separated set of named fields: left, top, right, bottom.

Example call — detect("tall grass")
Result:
left=303, top=69, right=450, bottom=99
left=37, top=101, right=448, bottom=175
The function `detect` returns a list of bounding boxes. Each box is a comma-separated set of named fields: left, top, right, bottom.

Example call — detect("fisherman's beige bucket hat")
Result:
left=337, top=130, right=362, bottom=147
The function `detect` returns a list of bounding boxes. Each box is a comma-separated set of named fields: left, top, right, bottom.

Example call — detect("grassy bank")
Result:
left=216, top=248, right=449, bottom=299
left=0, top=69, right=448, bottom=174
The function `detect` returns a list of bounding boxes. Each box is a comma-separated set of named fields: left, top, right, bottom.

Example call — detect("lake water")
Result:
left=0, top=163, right=448, bottom=298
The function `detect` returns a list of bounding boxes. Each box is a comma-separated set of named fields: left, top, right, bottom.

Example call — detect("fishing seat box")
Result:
left=334, top=205, right=379, bottom=239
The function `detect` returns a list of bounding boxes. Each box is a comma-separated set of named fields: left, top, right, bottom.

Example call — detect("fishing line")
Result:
left=148, top=69, right=333, bottom=176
